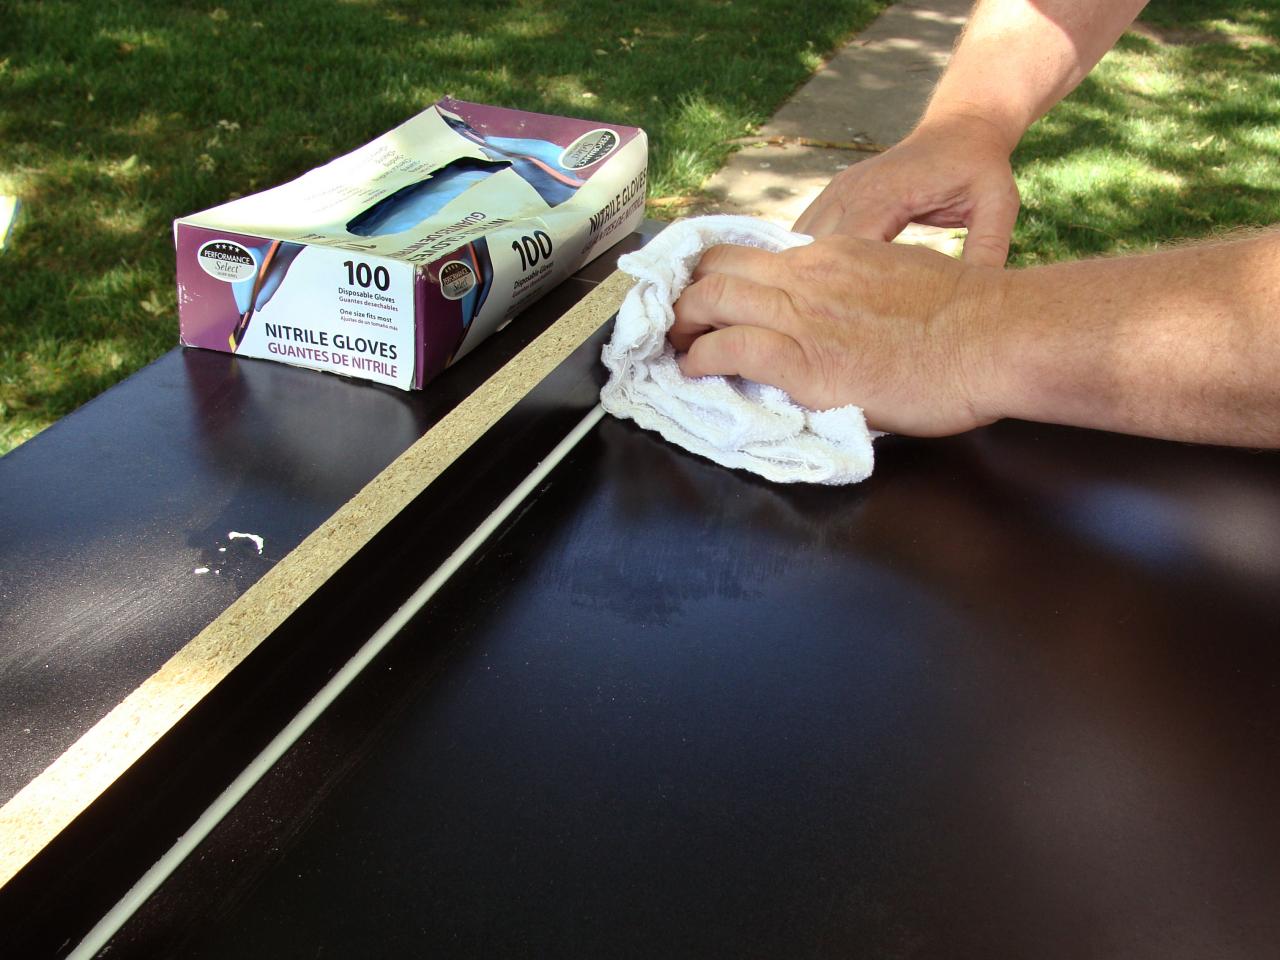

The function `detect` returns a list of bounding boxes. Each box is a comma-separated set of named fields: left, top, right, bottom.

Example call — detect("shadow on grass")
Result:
left=1010, top=13, right=1280, bottom=264
left=1138, top=0, right=1280, bottom=43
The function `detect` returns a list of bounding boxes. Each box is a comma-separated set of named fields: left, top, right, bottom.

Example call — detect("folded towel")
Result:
left=599, top=215, right=875, bottom=485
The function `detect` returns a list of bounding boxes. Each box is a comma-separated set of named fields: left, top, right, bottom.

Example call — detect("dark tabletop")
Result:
left=2, top=223, right=1279, bottom=958
left=112, top=420, right=1280, bottom=959
left=0, top=233, right=646, bottom=805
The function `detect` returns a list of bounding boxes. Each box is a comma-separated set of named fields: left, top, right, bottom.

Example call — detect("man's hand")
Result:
left=670, top=236, right=1003, bottom=436
left=672, top=228, right=1280, bottom=448
left=793, top=0, right=1152, bottom=265
left=792, top=114, right=1021, bottom=267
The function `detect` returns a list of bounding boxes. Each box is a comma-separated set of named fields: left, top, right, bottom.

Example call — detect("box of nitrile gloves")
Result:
left=175, top=98, right=648, bottom=389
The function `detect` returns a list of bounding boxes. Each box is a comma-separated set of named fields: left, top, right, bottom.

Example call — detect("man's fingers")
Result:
left=678, top=324, right=812, bottom=400
left=671, top=270, right=801, bottom=347
left=842, top=204, right=912, bottom=243
left=792, top=193, right=834, bottom=236
left=799, top=193, right=911, bottom=243
left=691, top=243, right=788, bottom=284
left=959, top=192, right=1019, bottom=267
left=793, top=175, right=852, bottom=235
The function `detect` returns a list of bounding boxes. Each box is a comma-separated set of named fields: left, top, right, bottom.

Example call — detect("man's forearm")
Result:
left=985, top=230, right=1280, bottom=446
left=923, top=0, right=1149, bottom=150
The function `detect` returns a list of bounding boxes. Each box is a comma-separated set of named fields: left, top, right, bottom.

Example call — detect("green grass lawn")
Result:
left=1012, top=1, right=1280, bottom=264
left=1, top=0, right=1277, bottom=454
left=1, top=0, right=888, bottom=453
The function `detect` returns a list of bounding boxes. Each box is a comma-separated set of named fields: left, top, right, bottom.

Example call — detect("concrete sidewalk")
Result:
left=703, top=0, right=971, bottom=227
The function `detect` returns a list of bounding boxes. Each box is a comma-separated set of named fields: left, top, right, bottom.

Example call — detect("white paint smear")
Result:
left=228, top=531, right=264, bottom=555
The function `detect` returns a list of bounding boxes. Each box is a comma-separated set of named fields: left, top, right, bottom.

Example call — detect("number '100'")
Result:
left=511, top=230, right=553, bottom=272
left=343, top=260, right=391, bottom=291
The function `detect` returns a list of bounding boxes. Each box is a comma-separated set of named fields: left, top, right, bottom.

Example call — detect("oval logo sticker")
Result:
left=439, top=259, right=477, bottom=300
left=197, top=240, right=257, bottom=282
left=559, top=128, right=620, bottom=170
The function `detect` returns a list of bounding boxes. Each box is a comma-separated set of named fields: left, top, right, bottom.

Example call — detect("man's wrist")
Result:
left=916, top=100, right=1026, bottom=157
left=976, top=262, right=1090, bottom=431
left=948, top=263, right=1017, bottom=427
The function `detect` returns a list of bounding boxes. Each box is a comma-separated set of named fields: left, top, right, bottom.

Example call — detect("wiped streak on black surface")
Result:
left=104, top=420, right=1280, bottom=959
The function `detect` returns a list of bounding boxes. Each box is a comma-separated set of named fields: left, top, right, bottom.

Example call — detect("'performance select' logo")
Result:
left=438, top=259, right=477, bottom=300
left=559, top=129, right=619, bottom=170
left=197, top=240, right=258, bottom=283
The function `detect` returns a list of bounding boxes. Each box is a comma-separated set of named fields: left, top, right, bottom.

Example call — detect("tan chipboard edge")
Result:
left=0, top=268, right=634, bottom=890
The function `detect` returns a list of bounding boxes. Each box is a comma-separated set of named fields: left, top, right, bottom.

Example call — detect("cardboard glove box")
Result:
left=175, top=98, right=648, bottom=389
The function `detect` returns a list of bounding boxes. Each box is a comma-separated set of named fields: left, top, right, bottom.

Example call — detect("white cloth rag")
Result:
left=599, top=215, right=875, bottom=485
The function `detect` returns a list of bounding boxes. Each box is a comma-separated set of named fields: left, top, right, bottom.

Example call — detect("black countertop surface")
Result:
left=111, top=418, right=1280, bottom=959
left=2, top=222, right=1278, bottom=957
